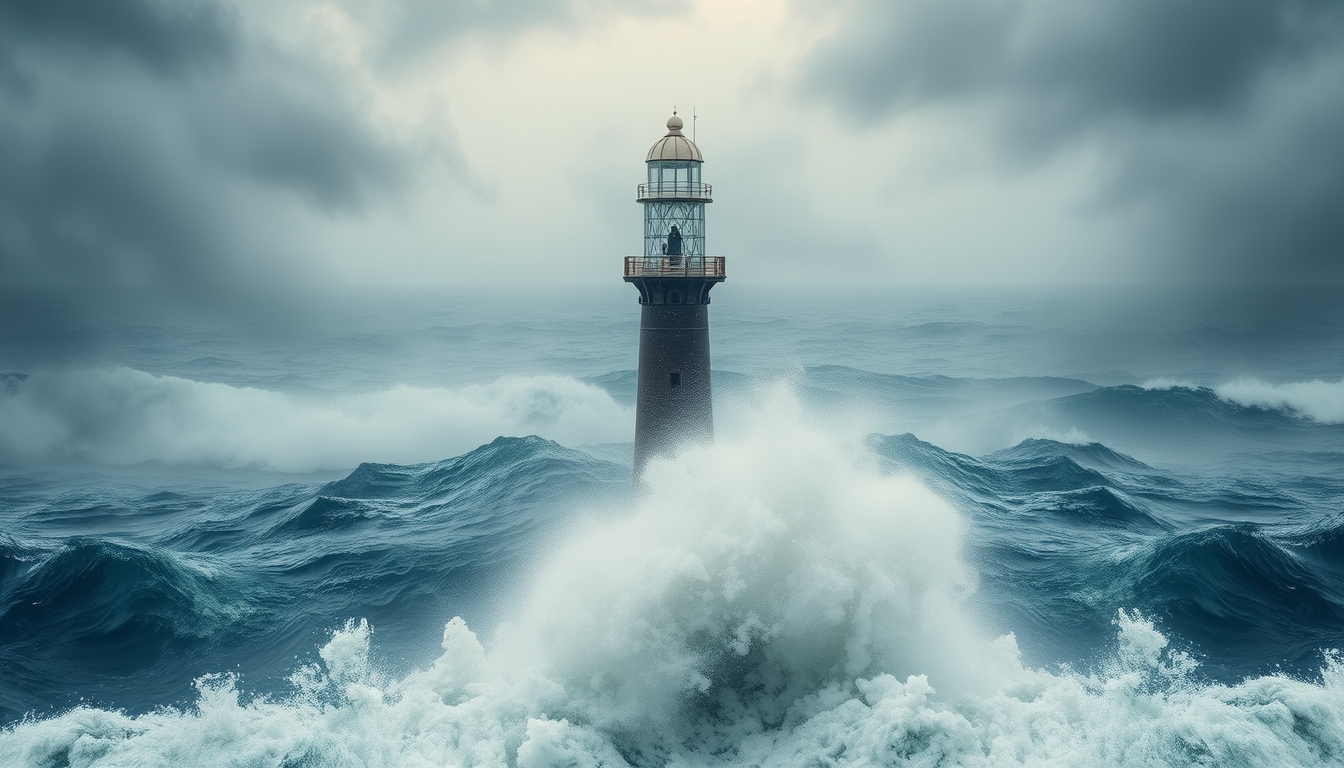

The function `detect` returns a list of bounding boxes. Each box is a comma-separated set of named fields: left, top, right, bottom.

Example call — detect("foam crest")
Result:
left=1141, top=376, right=1344, bottom=424
left=1216, top=377, right=1344, bottom=424
left=0, top=367, right=631, bottom=471
left=11, top=615, right=1341, bottom=767
left=1141, top=377, right=1198, bottom=390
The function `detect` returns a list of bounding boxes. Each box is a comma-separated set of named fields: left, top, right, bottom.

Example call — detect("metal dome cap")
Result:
left=646, top=113, right=703, bottom=162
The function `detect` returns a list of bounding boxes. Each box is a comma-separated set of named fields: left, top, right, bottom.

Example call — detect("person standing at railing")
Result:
left=665, top=225, right=683, bottom=256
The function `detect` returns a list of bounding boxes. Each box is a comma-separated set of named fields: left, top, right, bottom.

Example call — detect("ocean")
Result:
left=2, top=284, right=1343, bottom=766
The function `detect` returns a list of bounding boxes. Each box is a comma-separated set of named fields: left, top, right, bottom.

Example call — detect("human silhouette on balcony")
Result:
left=663, top=225, right=683, bottom=257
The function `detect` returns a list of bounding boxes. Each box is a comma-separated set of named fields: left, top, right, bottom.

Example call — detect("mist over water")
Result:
left=2, top=286, right=1344, bottom=766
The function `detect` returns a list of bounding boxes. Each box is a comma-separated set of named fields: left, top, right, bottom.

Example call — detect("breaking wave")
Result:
left=0, top=367, right=631, bottom=471
left=1141, top=376, right=1344, bottom=425
left=12, top=613, right=1343, bottom=767
left=1216, top=377, right=1344, bottom=424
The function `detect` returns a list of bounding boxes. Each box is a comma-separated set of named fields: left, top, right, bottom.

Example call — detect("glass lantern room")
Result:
left=640, top=115, right=711, bottom=259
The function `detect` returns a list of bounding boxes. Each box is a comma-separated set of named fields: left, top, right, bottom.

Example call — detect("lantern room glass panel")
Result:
left=644, top=201, right=705, bottom=257
left=646, top=160, right=704, bottom=195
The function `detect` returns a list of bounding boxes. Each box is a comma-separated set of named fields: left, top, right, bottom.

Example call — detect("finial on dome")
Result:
left=666, top=114, right=684, bottom=134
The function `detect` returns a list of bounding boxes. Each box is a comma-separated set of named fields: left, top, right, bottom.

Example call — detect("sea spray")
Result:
left=488, top=393, right=979, bottom=758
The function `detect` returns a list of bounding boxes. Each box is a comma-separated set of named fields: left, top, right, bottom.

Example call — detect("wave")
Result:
left=584, top=367, right=1101, bottom=433
left=800, top=365, right=1097, bottom=404
left=862, top=430, right=1344, bottom=680
left=0, top=534, right=34, bottom=587
left=20, top=366, right=1331, bottom=476
left=0, top=367, right=632, bottom=471
left=1126, top=525, right=1344, bottom=668
left=273, top=436, right=629, bottom=539
left=1215, top=377, right=1344, bottom=424
left=0, top=436, right=629, bottom=721
left=969, top=383, right=1344, bottom=468
left=4, top=407, right=1344, bottom=766
left=987, top=437, right=1152, bottom=473
left=867, top=433, right=1143, bottom=499
left=1048, top=384, right=1308, bottom=430
left=0, top=538, right=255, bottom=718
left=1141, top=377, right=1344, bottom=425
left=10, top=613, right=1343, bottom=767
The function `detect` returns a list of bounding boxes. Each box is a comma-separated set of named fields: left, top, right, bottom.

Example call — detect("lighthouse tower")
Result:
left=624, top=113, right=725, bottom=477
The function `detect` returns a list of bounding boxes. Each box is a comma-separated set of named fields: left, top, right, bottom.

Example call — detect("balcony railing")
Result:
left=636, top=182, right=713, bottom=202
left=624, top=256, right=726, bottom=278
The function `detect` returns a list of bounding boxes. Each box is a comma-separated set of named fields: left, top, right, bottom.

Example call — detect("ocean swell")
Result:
left=0, top=367, right=632, bottom=471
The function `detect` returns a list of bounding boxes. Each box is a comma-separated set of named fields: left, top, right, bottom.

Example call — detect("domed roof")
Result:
left=646, top=114, right=703, bottom=163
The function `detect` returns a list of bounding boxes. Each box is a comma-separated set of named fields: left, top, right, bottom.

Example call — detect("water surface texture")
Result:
left=2, top=286, right=1344, bottom=766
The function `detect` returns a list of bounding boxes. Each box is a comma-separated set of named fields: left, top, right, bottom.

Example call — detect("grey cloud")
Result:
left=207, top=99, right=411, bottom=214
left=1011, top=1, right=1341, bottom=119
left=382, top=0, right=570, bottom=63
left=805, top=0, right=1343, bottom=126
left=0, top=83, right=234, bottom=285
left=373, top=0, right=684, bottom=67
left=187, top=56, right=416, bottom=214
left=0, top=0, right=237, bottom=74
left=1125, top=75, right=1344, bottom=283
left=0, top=0, right=424, bottom=289
left=801, top=0, right=1344, bottom=283
left=0, top=45, right=34, bottom=100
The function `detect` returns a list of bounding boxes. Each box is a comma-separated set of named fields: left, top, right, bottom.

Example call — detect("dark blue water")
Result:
left=2, top=286, right=1344, bottom=765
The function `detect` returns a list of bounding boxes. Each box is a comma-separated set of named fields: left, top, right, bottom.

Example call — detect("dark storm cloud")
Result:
left=187, top=56, right=417, bottom=215
left=0, top=84, right=232, bottom=285
left=801, top=0, right=1344, bottom=283
left=0, top=0, right=236, bottom=74
left=0, top=0, right=423, bottom=288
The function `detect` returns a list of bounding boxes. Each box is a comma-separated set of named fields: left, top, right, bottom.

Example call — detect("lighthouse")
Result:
left=625, top=113, right=725, bottom=477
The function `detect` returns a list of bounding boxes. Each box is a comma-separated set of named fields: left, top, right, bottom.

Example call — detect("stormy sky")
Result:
left=2, top=0, right=1342, bottom=291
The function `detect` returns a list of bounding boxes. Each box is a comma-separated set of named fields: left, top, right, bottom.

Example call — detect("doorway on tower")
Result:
left=669, top=371, right=681, bottom=388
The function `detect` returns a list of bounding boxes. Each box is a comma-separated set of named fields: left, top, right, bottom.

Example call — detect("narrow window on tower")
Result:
left=669, top=371, right=681, bottom=388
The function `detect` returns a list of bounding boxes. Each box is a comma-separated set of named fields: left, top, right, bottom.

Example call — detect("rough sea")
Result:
left=2, top=285, right=1343, bottom=767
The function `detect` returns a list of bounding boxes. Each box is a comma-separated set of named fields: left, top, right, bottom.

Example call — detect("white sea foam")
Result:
left=4, top=400, right=1343, bottom=766
left=1215, top=377, right=1344, bottom=424
left=487, top=394, right=984, bottom=757
left=1141, top=377, right=1198, bottom=391
left=0, top=367, right=631, bottom=471
left=1139, top=376, right=1344, bottom=425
